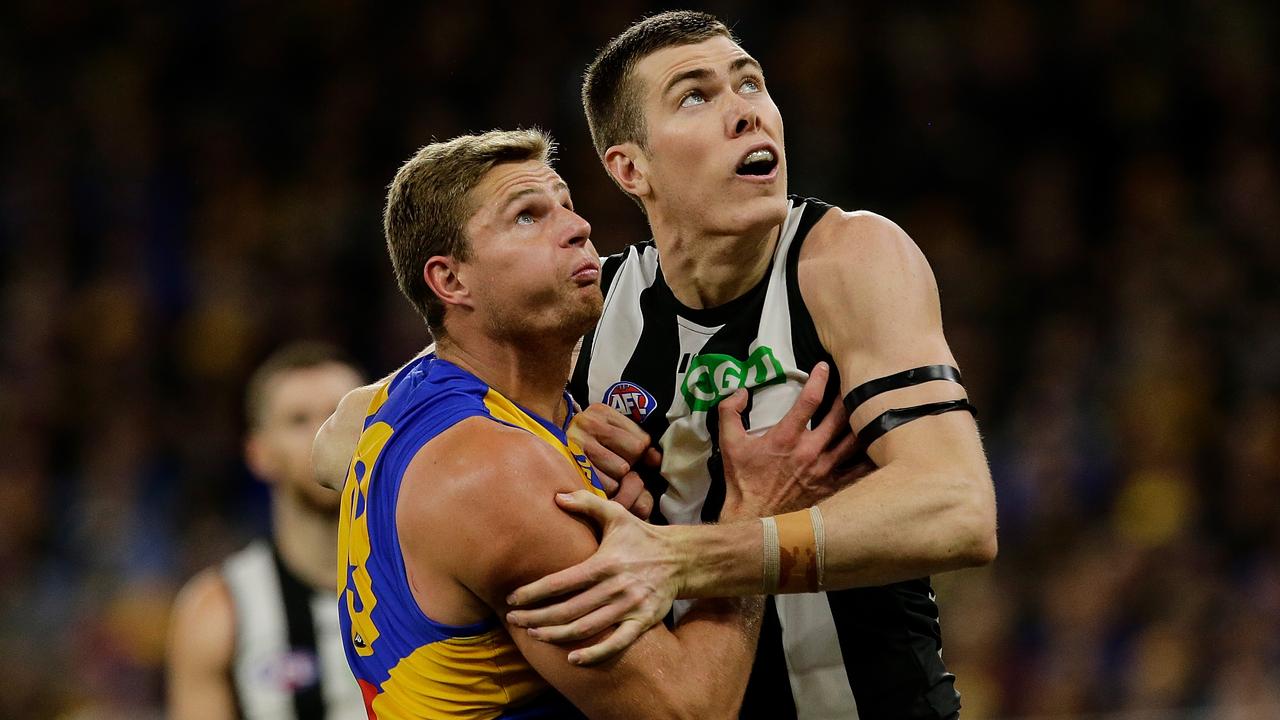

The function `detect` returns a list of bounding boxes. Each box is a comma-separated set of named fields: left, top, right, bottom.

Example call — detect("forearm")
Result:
left=816, top=461, right=995, bottom=588
left=670, top=521, right=767, bottom=599
left=677, top=465, right=993, bottom=598
left=637, top=596, right=764, bottom=718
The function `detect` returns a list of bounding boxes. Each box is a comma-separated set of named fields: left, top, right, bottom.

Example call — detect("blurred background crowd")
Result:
left=2, top=1, right=1277, bottom=718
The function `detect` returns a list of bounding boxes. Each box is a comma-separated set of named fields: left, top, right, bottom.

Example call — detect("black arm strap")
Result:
left=843, top=364, right=965, bottom=415
left=857, top=399, right=978, bottom=448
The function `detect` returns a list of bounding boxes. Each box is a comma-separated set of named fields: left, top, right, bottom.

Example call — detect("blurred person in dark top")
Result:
left=167, top=342, right=365, bottom=720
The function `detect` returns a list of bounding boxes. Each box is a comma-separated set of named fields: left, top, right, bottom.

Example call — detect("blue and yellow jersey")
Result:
left=336, top=354, right=605, bottom=719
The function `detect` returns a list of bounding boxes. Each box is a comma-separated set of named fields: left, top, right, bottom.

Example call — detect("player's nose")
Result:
left=727, top=95, right=759, bottom=137
left=561, top=208, right=591, bottom=247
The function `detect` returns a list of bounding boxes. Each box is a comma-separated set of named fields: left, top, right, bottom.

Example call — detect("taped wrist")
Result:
left=761, top=507, right=826, bottom=594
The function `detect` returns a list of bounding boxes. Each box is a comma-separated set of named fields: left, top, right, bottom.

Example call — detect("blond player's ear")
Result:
left=424, top=256, right=471, bottom=310
left=603, top=143, right=650, bottom=199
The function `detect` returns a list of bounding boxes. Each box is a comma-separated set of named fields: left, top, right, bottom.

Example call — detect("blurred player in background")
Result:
left=167, top=343, right=365, bottom=720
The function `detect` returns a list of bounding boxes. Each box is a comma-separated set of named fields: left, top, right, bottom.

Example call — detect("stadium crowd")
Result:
left=1, top=1, right=1276, bottom=717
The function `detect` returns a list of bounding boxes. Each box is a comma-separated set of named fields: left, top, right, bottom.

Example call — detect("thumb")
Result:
left=717, top=388, right=749, bottom=447
left=556, top=490, right=625, bottom=528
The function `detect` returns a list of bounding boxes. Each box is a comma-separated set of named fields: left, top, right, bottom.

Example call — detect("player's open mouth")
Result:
left=736, top=146, right=779, bottom=178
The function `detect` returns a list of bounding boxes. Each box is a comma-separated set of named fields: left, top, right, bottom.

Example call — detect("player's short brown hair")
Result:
left=383, top=129, right=553, bottom=338
left=582, top=11, right=735, bottom=161
left=245, top=341, right=358, bottom=430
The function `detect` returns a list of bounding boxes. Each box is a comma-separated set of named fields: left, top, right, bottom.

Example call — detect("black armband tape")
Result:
left=843, top=365, right=965, bottom=416
left=856, top=399, right=977, bottom=448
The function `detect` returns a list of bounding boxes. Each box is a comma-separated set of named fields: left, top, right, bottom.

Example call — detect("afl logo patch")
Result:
left=603, top=381, right=656, bottom=423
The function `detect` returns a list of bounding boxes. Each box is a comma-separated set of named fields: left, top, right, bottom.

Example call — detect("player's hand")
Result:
left=505, top=490, right=681, bottom=665
left=718, top=362, right=868, bottom=519
left=568, top=403, right=661, bottom=519
left=610, top=470, right=654, bottom=521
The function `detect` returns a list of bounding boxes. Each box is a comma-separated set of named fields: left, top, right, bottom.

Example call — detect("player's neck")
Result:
left=271, top=490, right=338, bottom=592
left=650, top=219, right=779, bottom=309
left=438, top=336, right=573, bottom=425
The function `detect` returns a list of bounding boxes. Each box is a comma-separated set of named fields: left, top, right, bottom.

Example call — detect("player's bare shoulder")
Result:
left=799, top=208, right=935, bottom=293
left=796, top=207, right=945, bottom=360
left=313, top=381, right=384, bottom=491
left=407, top=417, right=584, bottom=503
left=168, top=566, right=236, bottom=669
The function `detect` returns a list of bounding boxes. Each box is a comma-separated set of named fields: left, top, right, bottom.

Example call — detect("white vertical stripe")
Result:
left=586, top=246, right=660, bottom=402
left=223, top=541, right=295, bottom=720
left=776, top=595, right=861, bottom=720
left=311, top=593, right=365, bottom=720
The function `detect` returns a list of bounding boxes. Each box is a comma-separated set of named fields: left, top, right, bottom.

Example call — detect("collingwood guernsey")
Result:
left=570, top=196, right=961, bottom=720
left=222, top=540, right=366, bottom=720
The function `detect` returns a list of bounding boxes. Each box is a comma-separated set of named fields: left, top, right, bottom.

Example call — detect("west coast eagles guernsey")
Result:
left=337, top=354, right=603, bottom=719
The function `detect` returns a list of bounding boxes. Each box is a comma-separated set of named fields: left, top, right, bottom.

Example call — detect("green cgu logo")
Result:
left=680, top=346, right=786, bottom=412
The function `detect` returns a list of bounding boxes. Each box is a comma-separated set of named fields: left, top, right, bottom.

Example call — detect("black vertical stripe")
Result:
left=740, top=597, right=797, bottom=720
left=617, top=280, right=684, bottom=527
left=785, top=195, right=836, bottom=376
left=824, top=583, right=959, bottom=719
left=271, top=546, right=325, bottom=719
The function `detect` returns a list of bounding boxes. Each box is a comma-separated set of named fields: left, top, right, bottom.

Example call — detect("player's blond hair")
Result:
left=383, top=129, right=554, bottom=339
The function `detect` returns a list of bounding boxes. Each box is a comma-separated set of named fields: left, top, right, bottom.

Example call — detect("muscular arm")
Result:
left=680, top=210, right=996, bottom=594
left=166, top=568, right=237, bottom=720
left=795, top=209, right=997, bottom=584
left=401, top=419, right=762, bottom=719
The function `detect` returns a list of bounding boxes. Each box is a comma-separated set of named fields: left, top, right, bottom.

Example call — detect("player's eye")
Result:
left=679, top=90, right=706, bottom=108
left=740, top=78, right=761, bottom=93
left=516, top=211, right=535, bottom=225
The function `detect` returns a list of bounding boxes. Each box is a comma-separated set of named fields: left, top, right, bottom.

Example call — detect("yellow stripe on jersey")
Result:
left=337, top=420, right=394, bottom=656
left=369, top=628, right=546, bottom=720
left=481, top=390, right=607, bottom=499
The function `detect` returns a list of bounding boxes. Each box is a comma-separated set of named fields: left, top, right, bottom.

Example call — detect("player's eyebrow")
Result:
left=664, top=68, right=714, bottom=97
left=663, top=57, right=764, bottom=97
left=501, top=181, right=570, bottom=212
left=730, top=56, right=763, bottom=76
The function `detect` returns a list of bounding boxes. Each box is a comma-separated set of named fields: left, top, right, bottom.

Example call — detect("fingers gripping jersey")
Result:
left=336, top=355, right=604, bottom=719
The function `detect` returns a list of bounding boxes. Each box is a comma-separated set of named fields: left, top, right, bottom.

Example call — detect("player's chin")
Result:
left=724, top=193, right=789, bottom=231
left=301, top=482, right=344, bottom=512
left=571, top=290, right=603, bottom=326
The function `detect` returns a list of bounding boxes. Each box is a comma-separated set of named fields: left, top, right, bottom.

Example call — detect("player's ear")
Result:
left=244, top=434, right=279, bottom=485
left=424, top=256, right=473, bottom=311
left=604, top=143, right=650, bottom=200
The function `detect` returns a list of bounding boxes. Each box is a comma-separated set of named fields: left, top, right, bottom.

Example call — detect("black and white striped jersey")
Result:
left=222, top=540, right=365, bottom=720
left=570, top=196, right=962, bottom=720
